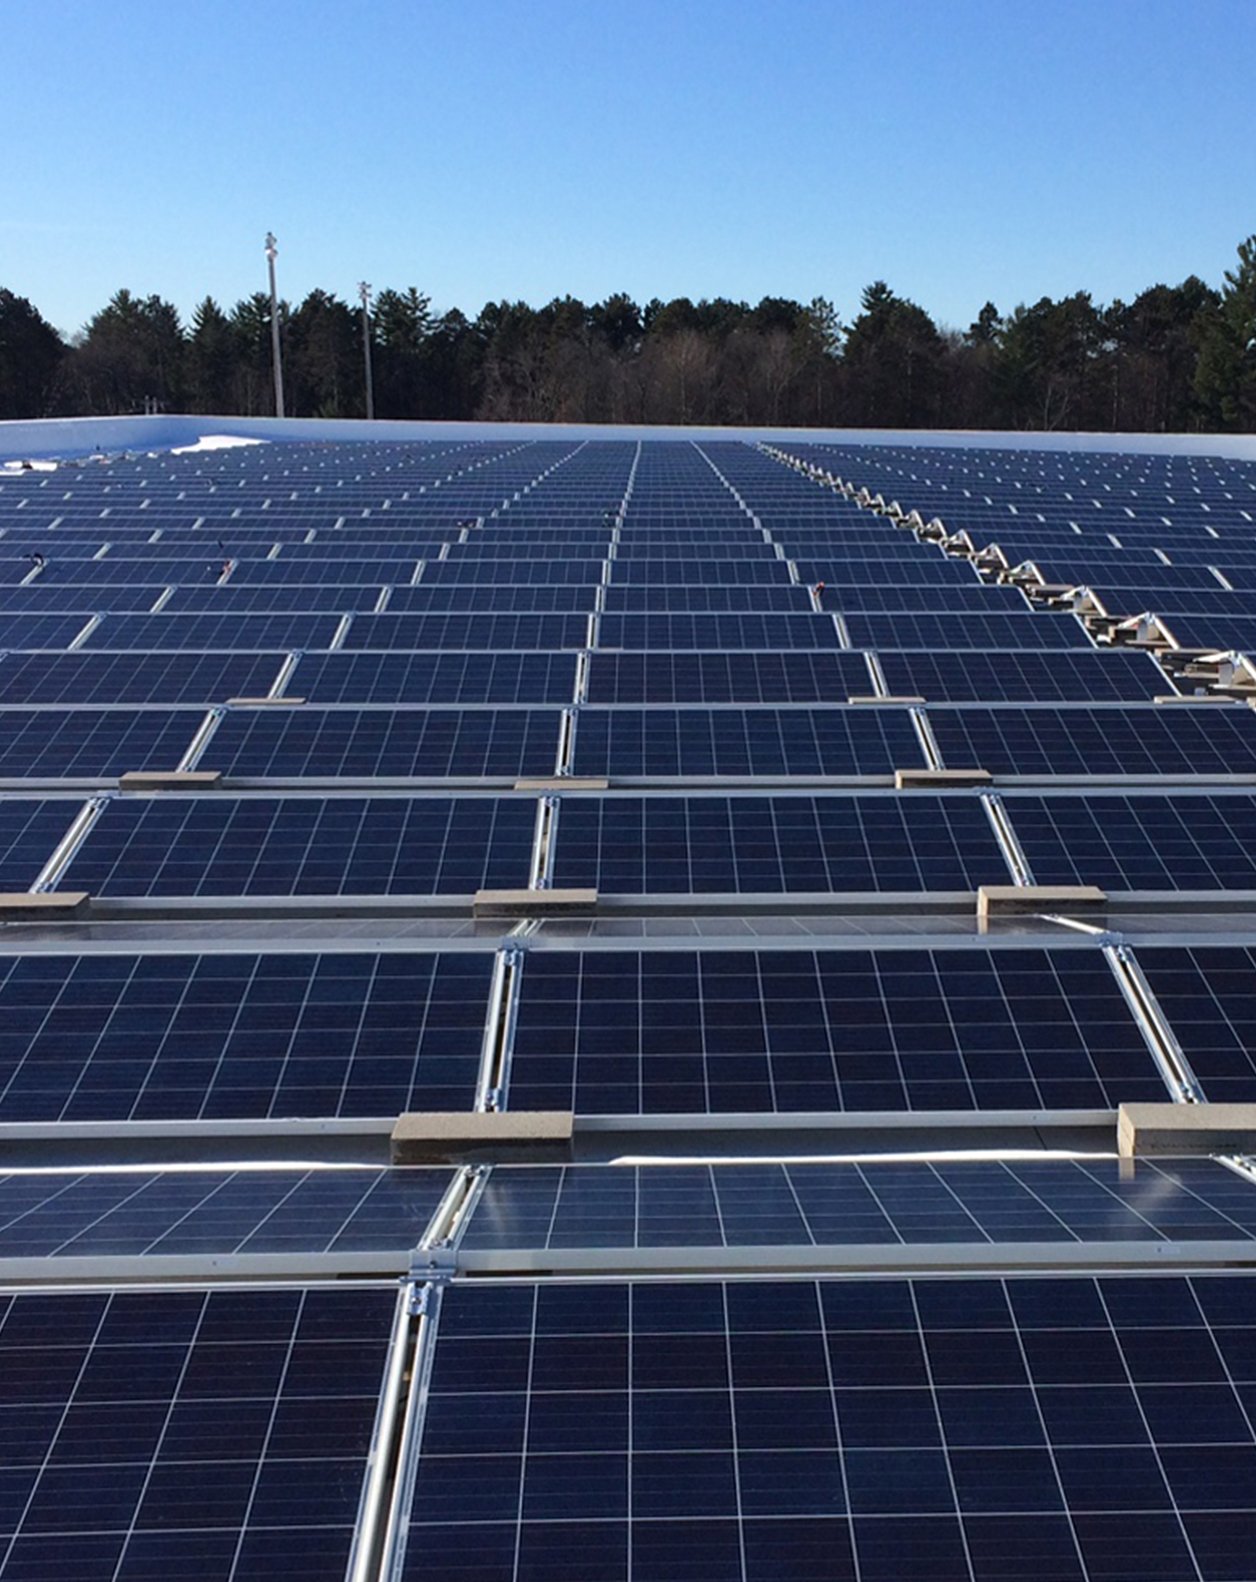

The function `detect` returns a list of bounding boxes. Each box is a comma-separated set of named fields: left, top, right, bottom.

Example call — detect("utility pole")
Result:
left=264, top=232, right=285, bottom=419
left=359, top=281, right=375, bottom=420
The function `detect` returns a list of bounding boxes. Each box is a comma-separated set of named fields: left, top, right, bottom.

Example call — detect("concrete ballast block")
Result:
left=895, top=768, right=992, bottom=789
left=0, top=891, right=89, bottom=918
left=1119, top=1102, right=1256, bottom=1157
left=514, top=777, right=609, bottom=791
left=473, top=888, right=597, bottom=918
left=392, top=1110, right=574, bottom=1163
left=119, top=771, right=222, bottom=791
left=978, top=885, right=1107, bottom=921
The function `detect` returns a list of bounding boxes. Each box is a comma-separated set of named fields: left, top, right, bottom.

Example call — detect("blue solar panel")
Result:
left=342, top=613, right=589, bottom=650
left=460, top=1157, right=1256, bottom=1250
left=289, top=651, right=576, bottom=705
left=879, top=650, right=1168, bottom=703
left=205, top=707, right=562, bottom=779
left=550, top=794, right=1011, bottom=892
left=384, top=584, right=598, bottom=614
left=59, top=795, right=537, bottom=896
left=84, top=613, right=341, bottom=650
left=928, top=705, right=1256, bottom=777
left=585, top=652, right=872, bottom=703
left=407, top=1272, right=1256, bottom=1582
left=507, top=947, right=1162, bottom=1113
left=845, top=613, right=1093, bottom=650
left=599, top=614, right=843, bottom=650
left=0, top=709, right=203, bottom=779
left=1138, top=946, right=1256, bottom=1101
left=0, top=1285, right=396, bottom=1580
left=0, top=613, right=96, bottom=650
left=162, top=583, right=386, bottom=614
left=603, top=585, right=826, bottom=613
left=571, top=707, right=924, bottom=777
left=0, top=799, right=82, bottom=889
left=1002, top=792, right=1256, bottom=890
left=0, top=950, right=492, bottom=1119
left=0, top=1168, right=452, bottom=1257
left=0, top=651, right=286, bottom=705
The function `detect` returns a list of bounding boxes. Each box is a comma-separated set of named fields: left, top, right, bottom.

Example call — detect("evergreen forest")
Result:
left=3, top=235, right=1256, bottom=432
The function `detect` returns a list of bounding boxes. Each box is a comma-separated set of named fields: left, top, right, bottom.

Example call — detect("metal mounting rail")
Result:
left=474, top=947, right=525, bottom=1113
left=1106, top=943, right=1207, bottom=1103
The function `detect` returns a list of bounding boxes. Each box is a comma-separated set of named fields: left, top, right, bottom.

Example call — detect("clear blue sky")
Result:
left=6, top=0, right=1255, bottom=339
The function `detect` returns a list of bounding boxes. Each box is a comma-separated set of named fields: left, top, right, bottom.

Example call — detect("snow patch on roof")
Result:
left=168, top=433, right=268, bottom=455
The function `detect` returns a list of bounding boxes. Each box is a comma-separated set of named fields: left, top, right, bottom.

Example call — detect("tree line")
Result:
left=2, top=234, right=1255, bottom=432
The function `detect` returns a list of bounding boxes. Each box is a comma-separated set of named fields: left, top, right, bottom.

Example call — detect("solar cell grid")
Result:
left=1002, top=792, right=1256, bottom=890
left=58, top=794, right=537, bottom=896
left=928, top=704, right=1256, bottom=777
left=570, top=707, right=923, bottom=777
left=0, top=799, right=82, bottom=890
left=601, top=585, right=814, bottom=613
left=409, top=1272, right=1256, bottom=1582
left=878, top=650, right=1167, bottom=704
left=0, top=650, right=286, bottom=706
left=0, top=950, right=492, bottom=1120
left=84, top=613, right=341, bottom=650
left=289, top=651, right=577, bottom=705
left=0, top=1285, right=396, bottom=1581
left=0, top=709, right=203, bottom=779
left=506, top=947, right=1161, bottom=1113
left=598, top=613, right=843, bottom=650
left=342, top=613, right=589, bottom=650
left=845, top=612, right=1094, bottom=650
left=549, top=794, right=1011, bottom=893
left=0, top=1167, right=452, bottom=1257
left=585, top=652, right=871, bottom=704
left=206, top=706, right=562, bottom=779
left=461, top=1157, right=1256, bottom=1250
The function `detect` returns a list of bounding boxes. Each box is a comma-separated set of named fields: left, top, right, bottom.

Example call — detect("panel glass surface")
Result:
left=585, top=653, right=871, bottom=704
left=406, top=1273, right=1256, bottom=1582
left=0, top=1285, right=396, bottom=1580
left=0, top=951, right=492, bottom=1119
left=204, top=708, right=562, bottom=779
left=0, top=1168, right=452, bottom=1258
left=289, top=652, right=577, bottom=705
left=549, top=794, right=1011, bottom=893
left=570, top=709, right=924, bottom=777
left=928, top=706, right=1256, bottom=776
left=507, top=948, right=1161, bottom=1113
left=0, top=710, right=203, bottom=778
left=461, top=1157, right=1256, bottom=1250
left=60, top=795, right=537, bottom=896
left=0, top=651, right=286, bottom=706
left=878, top=650, right=1167, bottom=704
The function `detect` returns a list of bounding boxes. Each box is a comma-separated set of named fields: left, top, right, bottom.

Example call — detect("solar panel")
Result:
left=0, top=950, right=492, bottom=1120
left=0, top=650, right=286, bottom=706
left=205, top=707, right=562, bottom=779
left=0, top=1167, right=452, bottom=1258
left=0, top=1285, right=396, bottom=1579
left=549, top=794, right=1011, bottom=893
left=844, top=612, right=1093, bottom=650
left=1136, top=945, right=1256, bottom=1101
left=0, top=709, right=203, bottom=779
left=506, top=947, right=1162, bottom=1113
left=585, top=653, right=871, bottom=704
left=288, top=652, right=577, bottom=705
left=878, top=650, right=1168, bottom=704
left=570, top=708, right=924, bottom=777
left=0, top=613, right=96, bottom=650
left=598, top=614, right=842, bottom=650
left=342, top=613, right=589, bottom=650
left=460, top=1156, right=1256, bottom=1250
left=0, top=799, right=82, bottom=889
left=1000, top=792, right=1256, bottom=890
left=928, top=704, right=1256, bottom=777
left=406, top=1272, right=1256, bottom=1582
left=59, top=795, right=537, bottom=896
left=600, top=586, right=844, bottom=613
left=162, top=583, right=386, bottom=614
left=384, top=583, right=598, bottom=614
left=84, top=613, right=341, bottom=650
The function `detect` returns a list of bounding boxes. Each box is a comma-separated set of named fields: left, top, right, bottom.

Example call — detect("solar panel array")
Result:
left=4, top=430, right=1256, bottom=1579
